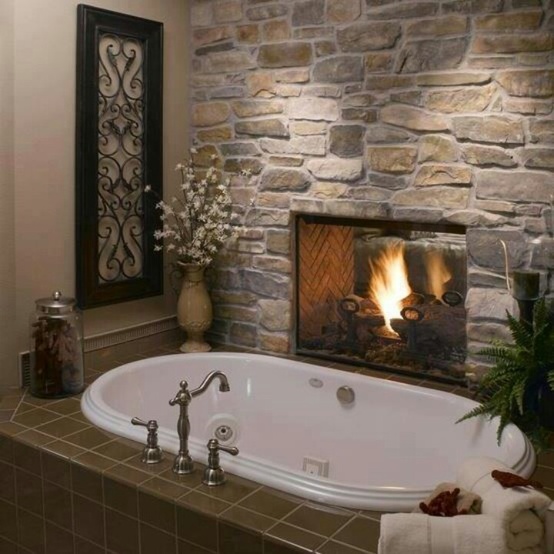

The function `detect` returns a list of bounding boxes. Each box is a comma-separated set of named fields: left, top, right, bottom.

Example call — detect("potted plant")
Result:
left=458, top=297, right=554, bottom=452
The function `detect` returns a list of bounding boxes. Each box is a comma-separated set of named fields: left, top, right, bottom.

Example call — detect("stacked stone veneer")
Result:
left=190, top=0, right=554, bottom=364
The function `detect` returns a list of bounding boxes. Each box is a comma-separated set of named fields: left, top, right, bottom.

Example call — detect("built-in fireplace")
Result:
left=294, top=214, right=468, bottom=383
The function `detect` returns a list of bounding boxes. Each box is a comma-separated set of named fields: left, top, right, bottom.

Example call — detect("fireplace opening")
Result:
left=294, top=214, right=467, bottom=383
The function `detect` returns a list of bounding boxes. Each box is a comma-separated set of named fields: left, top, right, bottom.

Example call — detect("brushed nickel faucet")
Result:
left=169, top=371, right=230, bottom=474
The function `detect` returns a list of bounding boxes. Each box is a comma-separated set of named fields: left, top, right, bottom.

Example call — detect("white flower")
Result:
left=151, top=155, right=238, bottom=267
left=144, top=185, right=152, bottom=192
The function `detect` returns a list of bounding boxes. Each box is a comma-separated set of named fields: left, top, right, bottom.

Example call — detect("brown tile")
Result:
left=105, top=463, right=152, bottom=486
left=357, top=510, right=384, bottom=522
left=220, top=505, right=276, bottom=533
left=139, top=489, right=176, bottom=534
left=93, top=439, right=141, bottom=462
left=13, top=408, right=60, bottom=428
left=0, top=421, right=26, bottom=437
left=73, top=494, right=105, bottom=546
left=219, top=523, right=262, bottom=554
left=0, top=536, right=17, bottom=553
left=16, top=402, right=41, bottom=415
left=104, top=476, right=138, bottom=517
left=318, top=540, right=373, bottom=554
left=140, top=476, right=190, bottom=501
left=265, top=523, right=326, bottom=553
left=264, top=537, right=302, bottom=554
left=106, top=508, right=139, bottom=554
left=75, top=536, right=104, bottom=554
left=18, top=508, right=45, bottom=553
left=43, top=439, right=87, bottom=460
left=387, top=374, right=423, bottom=386
left=74, top=450, right=116, bottom=472
left=41, top=455, right=71, bottom=490
left=22, top=394, right=57, bottom=407
left=284, top=504, right=354, bottom=538
left=0, top=411, right=12, bottom=422
left=64, top=427, right=113, bottom=449
left=140, top=522, right=177, bottom=554
left=16, top=468, right=43, bottom=516
left=0, top=460, right=15, bottom=502
left=44, top=480, right=73, bottom=530
left=0, top=433, right=13, bottom=464
left=419, top=380, right=457, bottom=393
left=14, top=441, right=42, bottom=476
left=45, top=521, right=74, bottom=554
left=176, top=504, right=218, bottom=551
left=239, top=488, right=301, bottom=520
left=69, top=412, right=91, bottom=424
left=177, top=539, right=214, bottom=554
left=332, top=517, right=380, bottom=553
left=356, top=368, right=391, bottom=380
left=0, top=386, right=23, bottom=395
left=45, top=398, right=82, bottom=416
left=36, top=416, right=89, bottom=438
left=0, top=396, right=22, bottom=410
left=0, top=499, right=18, bottom=542
left=532, top=465, right=554, bottom=489
left=197, top=474, right=260, bottom=504
left=176, top=490, right=231, bottom=516
left=72, top=458, right=109, bottom=504
left=537, top=449, right=554, bottom=469
left=16, top=429, right=54, bottom=448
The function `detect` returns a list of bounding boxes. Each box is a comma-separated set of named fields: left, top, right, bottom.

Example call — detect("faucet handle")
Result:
left=202, top=438, right=239, bottom=486
left=131, top=417, right=163, bottom=464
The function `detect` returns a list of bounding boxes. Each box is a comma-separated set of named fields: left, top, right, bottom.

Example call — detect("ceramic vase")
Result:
left=177, top=264, right=212, bottom=353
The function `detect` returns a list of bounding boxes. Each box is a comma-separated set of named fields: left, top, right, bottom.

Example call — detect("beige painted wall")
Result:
left=7, top=0, right=189, bottom=385
left=0, top=0, right=17, bottom=385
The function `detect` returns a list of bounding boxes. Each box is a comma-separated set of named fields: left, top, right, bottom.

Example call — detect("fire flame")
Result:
left=368, top=240, right=411, bottom=334
left=426, top=250, right=452, bottom=301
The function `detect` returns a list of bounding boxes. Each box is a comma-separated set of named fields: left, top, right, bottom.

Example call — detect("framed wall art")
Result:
left=75, top=4, right=163, bottom=308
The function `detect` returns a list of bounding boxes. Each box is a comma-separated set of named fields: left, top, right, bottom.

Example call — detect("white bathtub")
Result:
left=81, top=352, right=535, bottom=511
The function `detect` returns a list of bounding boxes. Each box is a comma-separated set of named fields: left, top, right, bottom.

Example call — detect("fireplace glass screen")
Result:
left=295, top=215, right=467, bottom=383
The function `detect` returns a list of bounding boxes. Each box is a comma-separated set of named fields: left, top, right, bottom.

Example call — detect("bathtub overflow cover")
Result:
left=337, top=386, right=355, bottom=405
left=215, top=425, right=234, bottom=442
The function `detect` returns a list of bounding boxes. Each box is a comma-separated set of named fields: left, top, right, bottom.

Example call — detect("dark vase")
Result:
left=538, top=382, right=554, bottom=431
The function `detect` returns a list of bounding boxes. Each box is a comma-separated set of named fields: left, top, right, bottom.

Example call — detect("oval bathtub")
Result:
left=81, top=352, right=535, bottom=511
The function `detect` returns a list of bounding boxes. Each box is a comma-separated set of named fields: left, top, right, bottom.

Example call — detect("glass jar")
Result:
left=30, top=291, right=85, bottom=398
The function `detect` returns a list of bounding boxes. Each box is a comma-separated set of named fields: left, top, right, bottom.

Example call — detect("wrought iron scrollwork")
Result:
left=76, top=6, right=163, bottom=308
left=97, top=34, right=145, bottom=283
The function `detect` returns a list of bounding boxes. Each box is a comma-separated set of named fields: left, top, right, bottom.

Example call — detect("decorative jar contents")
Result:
left=30, top=291, right=84, bottom=398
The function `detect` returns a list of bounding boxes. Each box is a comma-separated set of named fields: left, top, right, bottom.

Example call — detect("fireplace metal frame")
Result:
left=291, top=212, right=467, bottom=384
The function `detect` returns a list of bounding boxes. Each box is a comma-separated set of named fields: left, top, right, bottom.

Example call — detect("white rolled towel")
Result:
left=378, top=513, right=510, bottom=554
left=457, top=457, right=550, bottom=551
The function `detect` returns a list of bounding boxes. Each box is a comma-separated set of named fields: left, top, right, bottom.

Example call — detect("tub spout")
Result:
left=191, top=371, right=230, bottom=397
left=169, top=371, right=230, bottom=475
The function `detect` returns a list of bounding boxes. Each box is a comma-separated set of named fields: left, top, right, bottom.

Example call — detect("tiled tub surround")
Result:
left=1, top=340, right=554, bottom=554
left=81, top=352, right=534, bottom=511
left=191, top=0, right=554, bottom=364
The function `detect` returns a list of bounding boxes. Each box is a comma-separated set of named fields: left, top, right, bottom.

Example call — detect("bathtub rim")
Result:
left=81, top=351, right=536, bottom=511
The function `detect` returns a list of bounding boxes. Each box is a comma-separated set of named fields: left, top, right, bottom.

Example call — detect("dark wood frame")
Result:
left=75, top=4, right=163, bottom=309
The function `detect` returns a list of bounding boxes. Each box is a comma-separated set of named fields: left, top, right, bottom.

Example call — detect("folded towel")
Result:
left=378, top=513, right=511, bottom=554
left=457, top=457, right=549, bottom=551
left=414, top=482, right=482, bottom=515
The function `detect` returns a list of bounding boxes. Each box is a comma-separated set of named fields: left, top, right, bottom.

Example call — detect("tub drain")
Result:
left=215, top=425, right=234, bottom=442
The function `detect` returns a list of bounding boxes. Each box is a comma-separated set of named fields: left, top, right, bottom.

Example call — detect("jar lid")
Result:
left=35, top=291, right=77, bottom=315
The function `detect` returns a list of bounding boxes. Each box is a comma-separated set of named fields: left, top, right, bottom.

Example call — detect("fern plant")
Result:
left=457, top=298, right=554, bottom=453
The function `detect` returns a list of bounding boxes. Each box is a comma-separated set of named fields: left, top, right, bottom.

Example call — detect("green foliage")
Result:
left=457, top=298, right=554, bottom=452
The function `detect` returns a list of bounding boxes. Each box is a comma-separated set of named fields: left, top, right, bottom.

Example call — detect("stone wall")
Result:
left=189, top=0, right=554, bottom=363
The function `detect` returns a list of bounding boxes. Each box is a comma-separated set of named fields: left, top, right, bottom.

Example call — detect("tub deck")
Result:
left=0, top=340, right=552, bottom=554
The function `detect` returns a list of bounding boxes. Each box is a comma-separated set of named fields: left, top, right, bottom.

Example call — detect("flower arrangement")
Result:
left=146, top=150, right=241, bottom=268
